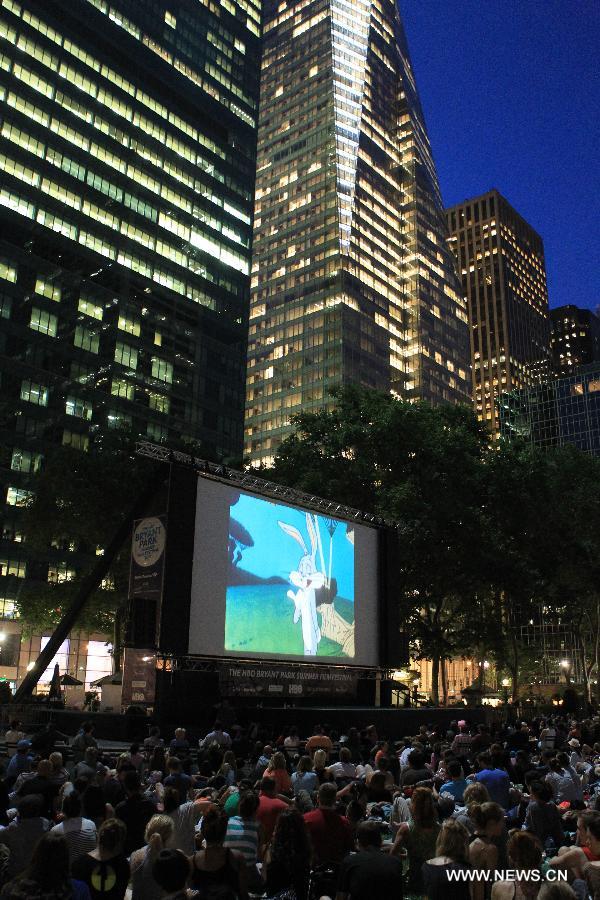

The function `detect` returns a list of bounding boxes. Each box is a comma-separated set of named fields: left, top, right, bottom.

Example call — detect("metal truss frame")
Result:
left=135, top=440, right=395, bottom=528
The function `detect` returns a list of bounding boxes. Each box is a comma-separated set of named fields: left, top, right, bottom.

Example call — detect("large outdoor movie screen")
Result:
left=189, top=478, right=380, bottom=666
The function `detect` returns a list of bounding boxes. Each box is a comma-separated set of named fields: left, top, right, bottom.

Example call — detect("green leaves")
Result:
left=267, top=386, right=600, bottom=702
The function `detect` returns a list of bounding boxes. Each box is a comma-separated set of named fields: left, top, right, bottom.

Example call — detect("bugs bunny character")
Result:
left=278, top=514, right=325, bottom=655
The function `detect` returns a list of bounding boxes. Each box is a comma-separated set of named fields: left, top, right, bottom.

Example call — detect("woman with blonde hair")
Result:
left=265, top=751, right=292, bottom=795
left=422, top=818, right=472, bottom=899
left=312, top=748, right=329, bottom=785
left=130, top=813, right=174, bottom=900
left=455, top=781, right=491, bottom=834
left=392, top=786, right=440, bottom=894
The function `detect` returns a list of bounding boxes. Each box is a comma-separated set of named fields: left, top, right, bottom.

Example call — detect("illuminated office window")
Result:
left=20, top=379, right=48, bottom=406
left=29, top=307, right=58, bottom=336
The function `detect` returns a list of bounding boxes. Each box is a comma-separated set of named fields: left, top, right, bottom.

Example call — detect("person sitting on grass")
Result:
left=439, top=759, right=469, bottom=804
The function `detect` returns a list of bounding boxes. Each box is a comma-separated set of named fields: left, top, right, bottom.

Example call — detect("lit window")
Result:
left=29, top=307, right=58, bottom=337
left=118, top=314, right=141, bottom=337
left=0, top=557, right=26, bottom=578
left=85, top=640, right=113, bottom=688
left=78, top=297, right=103, bottom=320
left=38, top=262, right=71, bottom=287
left=65, top=396, right=93, bottom=420
left=165, top=10, right=176, bottom=27
left=151, top=357, right=173, bottom=384
left=20, top=379, right=48, bottom=405
left=74, top=325, right=100, bottom=353
left=11, top=449, right=43, bottom=473
left=0, top=258, right=17, bottom=283
left=114, top=342, right=138, bottom=369
left=111, top=378, right=134, bottom=400
left=6, top=487, right=34, bottom=508
left=40, top=638, right=69, bottom=683
left=148, top=393, right=170, bottom=414
left=47, top=564, right=76, bottom=584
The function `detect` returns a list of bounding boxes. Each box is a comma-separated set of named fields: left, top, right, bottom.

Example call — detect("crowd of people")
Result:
left=0, top=713, right=600, bottom=899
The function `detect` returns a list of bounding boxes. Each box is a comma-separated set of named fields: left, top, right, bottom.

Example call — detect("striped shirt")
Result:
left=51, top=817, right=97, bottom=866
left=224, top=816, right=259, bottom=864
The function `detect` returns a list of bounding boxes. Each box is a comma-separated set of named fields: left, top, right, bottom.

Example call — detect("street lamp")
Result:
left=560, top=659, right=571, bottom=685
left=501, top=677, right=510, bottom=706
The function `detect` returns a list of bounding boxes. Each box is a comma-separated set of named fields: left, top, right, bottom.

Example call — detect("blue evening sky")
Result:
left=401, top=0, right=600, bottom=311
left=230, top=493, right=355, bottom=601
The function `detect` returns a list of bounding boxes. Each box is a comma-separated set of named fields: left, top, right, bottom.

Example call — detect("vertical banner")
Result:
left=129, top=516, right=167, bottom=601
left=121, top=648, right=157, bottom=709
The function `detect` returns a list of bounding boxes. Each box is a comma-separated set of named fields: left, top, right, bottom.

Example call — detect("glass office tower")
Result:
left=0, top=0, right=260, bottom=681
left=446, top=189, right=551, bottom=439
left=245, top=0, right=470, bottom=464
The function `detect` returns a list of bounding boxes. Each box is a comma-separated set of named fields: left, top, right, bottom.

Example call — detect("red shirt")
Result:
left=303, top=808, right=354, bottom=865
left=257, top=793, right=288, bottom=842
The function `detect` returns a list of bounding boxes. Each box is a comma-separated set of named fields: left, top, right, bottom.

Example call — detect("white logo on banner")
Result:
left=132, top=517, right=165, bottom=567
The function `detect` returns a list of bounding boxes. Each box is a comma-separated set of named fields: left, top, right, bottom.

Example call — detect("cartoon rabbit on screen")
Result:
left=278, top=513, right=325, bottom=655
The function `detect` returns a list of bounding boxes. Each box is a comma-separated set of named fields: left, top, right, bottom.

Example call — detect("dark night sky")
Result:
left=401, top=0, right=600, bottom=311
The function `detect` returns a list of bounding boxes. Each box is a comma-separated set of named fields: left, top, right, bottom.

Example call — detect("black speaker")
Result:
left=126, top=596, right=157, bottom=648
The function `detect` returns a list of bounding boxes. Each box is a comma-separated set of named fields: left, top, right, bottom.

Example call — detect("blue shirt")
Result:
left=291, top=771, right=319, bottom=796
left=439, top=778, right=468, bottom=803
left=6, top=753, right=33, bottom=785
left=474, top=768, right=511, bottom=809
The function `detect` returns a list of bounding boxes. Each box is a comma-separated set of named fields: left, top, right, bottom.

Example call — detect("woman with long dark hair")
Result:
left=0, top=832, right=91, bottom=900
left=264, top=807, right=311, bottom=900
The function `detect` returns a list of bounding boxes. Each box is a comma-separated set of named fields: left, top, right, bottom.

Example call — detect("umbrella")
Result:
left=60, top=673, right=83, bottom=686
left=91, top=671, right=122, bottom=687
left=48, top=663, right=61, bottom=699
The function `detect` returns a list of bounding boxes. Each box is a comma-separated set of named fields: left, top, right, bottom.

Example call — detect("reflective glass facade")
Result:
left=245, top=0, right=470, bottom=464
left=446, top=189, right=551, bottom=439
left=0, top=0, right=260, bottom=637
left=498, top=364, right=600, bottom=456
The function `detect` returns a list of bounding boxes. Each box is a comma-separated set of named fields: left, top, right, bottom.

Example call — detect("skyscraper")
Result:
left=446, top=189, right=551, bottom=438
left=0, top=0, right=260, bottom=685
left=550, top=305, right=600, bottom=377
left=245, top=0, right=470, bottom=465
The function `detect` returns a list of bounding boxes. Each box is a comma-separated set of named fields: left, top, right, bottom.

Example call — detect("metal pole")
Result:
left=13, top=472, right=163, bottom=702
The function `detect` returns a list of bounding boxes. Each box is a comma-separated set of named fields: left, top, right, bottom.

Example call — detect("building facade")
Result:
left=245, top=0, right=470, bottom=465
left=0, top=0, right=260, bottom=689
left=446, top=189, right=551, bottom=439
left=498, top=364, right=600, bottom=456
left=550, top=305, right=600, bottom=377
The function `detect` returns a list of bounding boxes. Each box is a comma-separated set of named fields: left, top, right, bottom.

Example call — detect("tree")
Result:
left=269, top=386, right=491, bottom=703
left=18, top=429, right=162, bottom=668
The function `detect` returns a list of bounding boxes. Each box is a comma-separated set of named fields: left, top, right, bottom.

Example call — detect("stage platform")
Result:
left=4, top=703, right=500, bottom=745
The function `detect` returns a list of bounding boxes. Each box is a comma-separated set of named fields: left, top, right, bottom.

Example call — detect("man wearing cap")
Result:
left=451, top=722, right=473, bottom=761
left=5, top=740, right=33, bottom=788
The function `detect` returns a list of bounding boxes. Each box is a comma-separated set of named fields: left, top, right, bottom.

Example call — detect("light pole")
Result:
left=560, top=658, right=571, bottom=686
left=501, top=677, right=511, bottom=706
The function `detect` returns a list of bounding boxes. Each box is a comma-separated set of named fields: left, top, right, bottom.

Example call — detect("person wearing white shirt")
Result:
left=199, top=722, right=231, bottom=750
left=328, top=748, right=357, bottom=780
